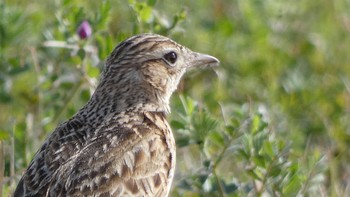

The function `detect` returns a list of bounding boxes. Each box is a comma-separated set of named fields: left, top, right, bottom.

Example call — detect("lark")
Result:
left=14, top=33, right=219, bottom=197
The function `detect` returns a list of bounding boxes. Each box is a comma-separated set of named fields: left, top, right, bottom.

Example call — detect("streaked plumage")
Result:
left=14, top=33, right=219, bottom=197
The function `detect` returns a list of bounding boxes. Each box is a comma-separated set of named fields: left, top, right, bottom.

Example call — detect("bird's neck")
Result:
left=76, top=82, right=170, bottom=125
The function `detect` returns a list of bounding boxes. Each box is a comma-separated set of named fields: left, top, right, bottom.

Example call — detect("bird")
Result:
left=14, top=33, right=219, bottom=197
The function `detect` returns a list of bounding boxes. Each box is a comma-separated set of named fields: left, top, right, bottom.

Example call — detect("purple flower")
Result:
left=77, top=20, right=92, bottom=39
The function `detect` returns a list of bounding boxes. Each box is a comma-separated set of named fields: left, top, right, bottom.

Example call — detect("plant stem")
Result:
left=51, top=80, right=84, bottom=124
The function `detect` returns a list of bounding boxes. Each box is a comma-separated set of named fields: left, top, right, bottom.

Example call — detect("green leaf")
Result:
left=0, top=130, right=10, bottom=140
left=87, top=64, right=100, bottom=78
left=0, top=91, right=12, bottom=103
left=252, top=155, right=266, bottom=168
left=141, top=6, right=152, bottom=22
left=224, top=182, right=238, bottom=193
left=171, top=120, right=185, bottom=130
left=246, top=169, right=261, bottom=180
left=147, top=0, right=156, bottom=6
left=225, top=125, right=238, bottom=138
left=176, top=137, right=190, bottom=147
left=80, top=89, right=91, bottom=102
left=8, top=63, right=30, bottom=76
left=203, top=160, right=211, bottom=168
left=252, top=114, right=261, bottom=134
left=208, top=131, right=225, bottom=146
left=179, top=95, right=196, bottom=116
left=77, top=48, right=86, bottom=59
left=283, top=174, right=302, bottom=196
left=241, top=134, right=252, bottom=153
left=237, top=148, right=250, bottom=160
left=253, top=131, right=267, bottom=153
left=136, top=3, right=153, bottom=23
left=263, top=141, right=275, bottom=158
left=197, top=174, right=209, bottom=185
left=269, top=164, right=282, bottom=177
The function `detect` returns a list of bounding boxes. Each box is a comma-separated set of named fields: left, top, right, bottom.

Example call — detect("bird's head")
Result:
left=96, top=34, right=219, bottom=113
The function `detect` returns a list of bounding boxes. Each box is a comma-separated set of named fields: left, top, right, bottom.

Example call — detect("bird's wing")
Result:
left=46, top=114, right=175, bottom=197
left=14, top=118, right=90, bottom=196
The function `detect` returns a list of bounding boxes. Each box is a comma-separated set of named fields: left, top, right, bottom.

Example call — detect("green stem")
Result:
left=51, top=80, right=84, bottom=124
left=212, top=166, right=226, bottom=197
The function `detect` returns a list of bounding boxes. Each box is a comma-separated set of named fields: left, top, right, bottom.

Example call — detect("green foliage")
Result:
left=1, top=0, right=349, bottom=196
left=171, top=97, right=324, bottom=196
left=128, top=0, right=186, bottom=34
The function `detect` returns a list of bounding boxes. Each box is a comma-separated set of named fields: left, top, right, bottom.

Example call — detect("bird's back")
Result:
left=14, top=110, right=175, bottom=197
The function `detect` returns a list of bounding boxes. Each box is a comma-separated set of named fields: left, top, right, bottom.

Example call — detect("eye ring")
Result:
left=163, top=51, right=177, bottom=64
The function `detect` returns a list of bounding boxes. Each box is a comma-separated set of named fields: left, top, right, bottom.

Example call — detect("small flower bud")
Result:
left=77, top=21, right=92, bottom=39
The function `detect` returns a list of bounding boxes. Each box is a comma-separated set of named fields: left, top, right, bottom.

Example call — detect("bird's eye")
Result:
left=163, top=51, right=177, bottom=64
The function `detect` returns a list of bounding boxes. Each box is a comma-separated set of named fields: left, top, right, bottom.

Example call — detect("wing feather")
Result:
left=46, top=124, right=172, bottom=196
left=14, top=112, right=175, bottom=197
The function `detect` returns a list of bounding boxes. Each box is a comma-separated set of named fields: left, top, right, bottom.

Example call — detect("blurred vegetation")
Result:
left=1, top=0, right=350, bottom=196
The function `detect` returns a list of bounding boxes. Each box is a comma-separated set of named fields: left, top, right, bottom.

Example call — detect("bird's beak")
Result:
left=187, top=52, right=220, bottom=68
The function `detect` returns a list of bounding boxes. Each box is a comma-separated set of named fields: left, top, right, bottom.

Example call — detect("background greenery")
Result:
left=1, top=0, right=349, bottom=196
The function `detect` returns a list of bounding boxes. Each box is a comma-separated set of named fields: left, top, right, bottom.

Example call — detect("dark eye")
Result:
left=163, top=51, right=177, bottom=64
